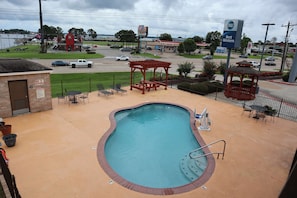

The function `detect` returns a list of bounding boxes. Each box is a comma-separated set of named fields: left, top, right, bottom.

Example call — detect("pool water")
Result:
left=104, top=103, right=207, bottom=188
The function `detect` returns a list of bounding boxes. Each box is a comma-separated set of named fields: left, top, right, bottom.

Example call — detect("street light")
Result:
left=39, top=0, right=46, bottom=53
left=259, top=23, right=275, bottom=71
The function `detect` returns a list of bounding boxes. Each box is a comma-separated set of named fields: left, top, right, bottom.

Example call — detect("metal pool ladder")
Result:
left=180, top=139, right=226, bottom=181
left=189, top=139, right=226, bottom=160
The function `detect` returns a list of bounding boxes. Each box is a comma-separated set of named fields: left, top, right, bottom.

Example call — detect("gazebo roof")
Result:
left=235, top=60, right=253, bottom=67
left=228, top=61, right=260, bottom=76
left=0, top=58, right=52, bottom=73
left=129, top=60, right=171, bottom=69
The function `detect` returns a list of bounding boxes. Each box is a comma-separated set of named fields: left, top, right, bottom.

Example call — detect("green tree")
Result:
left=193, top=36, right=204, bottom=43
left=159, top=33, right=173, bottom=41
left=206, top=31, right=221, bottom=55
left=115, top=30, right=136, bottom=42
left=40, top=25, right=63, bottom=40
left=68, top=27, right=86, bottom=37
left=177, top=61, right=195, bottom=77
left=87, top=29, right=97, bottom=39
left=240, top=34, right=252, bottom=54
left=177, top=43, right=184, bottom=54
left=183, top=38, right=197, bottom=54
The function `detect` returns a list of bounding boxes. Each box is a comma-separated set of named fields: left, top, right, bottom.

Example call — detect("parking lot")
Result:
left=31, top=45, right=284, bottom=76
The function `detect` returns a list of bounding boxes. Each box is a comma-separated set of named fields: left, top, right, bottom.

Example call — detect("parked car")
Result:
left=239, top=54, right=248, bottom=58
left=265, top=61, right=276, bottom=66
left=51, top=60, right=69, bottom=66
left=116, top=55, right=129, bottom=61
left=265, top=56, right=275, bottom=61
left=249, top=61, right=260, bottom=68
left=202, top=55, right=213, bottom=60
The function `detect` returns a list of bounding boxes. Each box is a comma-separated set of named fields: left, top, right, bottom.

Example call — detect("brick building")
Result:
left=0, top=59, right=53, bottom=118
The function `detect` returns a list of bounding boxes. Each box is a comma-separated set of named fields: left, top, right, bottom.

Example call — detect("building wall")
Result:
left=0, top=72, right=52, bottom=118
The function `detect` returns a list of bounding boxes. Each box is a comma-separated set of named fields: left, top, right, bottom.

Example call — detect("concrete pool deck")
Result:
left=2, top=87, right=297, bottom=198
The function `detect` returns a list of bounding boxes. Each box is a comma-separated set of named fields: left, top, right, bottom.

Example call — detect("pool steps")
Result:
left=180, top=154, right=207, bottom=181
left=180, top=139, right=226, bottom=181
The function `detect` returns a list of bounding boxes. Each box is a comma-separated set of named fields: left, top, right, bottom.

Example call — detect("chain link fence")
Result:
left=205, top=89, right=297, bottom=122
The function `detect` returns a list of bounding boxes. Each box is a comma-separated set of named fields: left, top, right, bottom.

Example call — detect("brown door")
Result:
left=8, top=80, right=30, bottom=115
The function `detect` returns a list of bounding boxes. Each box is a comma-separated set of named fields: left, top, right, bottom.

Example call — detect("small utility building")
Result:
left=0, top=59, right=53, bottom=118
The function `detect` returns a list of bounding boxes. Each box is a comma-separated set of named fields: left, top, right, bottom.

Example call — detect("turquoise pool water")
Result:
left=104, top=103, right=207, bottom=188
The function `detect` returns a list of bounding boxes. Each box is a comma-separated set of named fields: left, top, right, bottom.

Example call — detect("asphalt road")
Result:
left=30, top=45, right=284, bottom=76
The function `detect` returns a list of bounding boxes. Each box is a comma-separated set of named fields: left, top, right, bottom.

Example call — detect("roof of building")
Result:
left=0, top=58, right=52, bottom=73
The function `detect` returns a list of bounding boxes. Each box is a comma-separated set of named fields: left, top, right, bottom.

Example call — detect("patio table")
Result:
left=66, top=91, right=82, bottom=103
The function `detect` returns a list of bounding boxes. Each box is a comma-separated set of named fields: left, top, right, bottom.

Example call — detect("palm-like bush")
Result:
left=177, top=61, right=195, bottom=78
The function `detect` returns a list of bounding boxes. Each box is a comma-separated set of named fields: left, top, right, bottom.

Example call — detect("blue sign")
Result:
left=221, top=19, right=244, bottom=49
left=222, top=31, right=237, bottom=48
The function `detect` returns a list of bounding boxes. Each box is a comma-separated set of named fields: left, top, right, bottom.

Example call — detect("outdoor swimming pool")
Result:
left=97, top=102, right=215, bottom=195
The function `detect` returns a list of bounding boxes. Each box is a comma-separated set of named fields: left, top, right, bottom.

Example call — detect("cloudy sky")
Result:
left=1, top=0, right=297, bottom=42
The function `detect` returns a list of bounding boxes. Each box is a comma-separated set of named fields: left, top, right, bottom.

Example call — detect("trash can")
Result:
left=3, top=134, right=17, bottom=147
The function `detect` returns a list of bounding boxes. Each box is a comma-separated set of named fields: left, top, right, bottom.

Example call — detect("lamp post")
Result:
left=259, top=23, right=275, bottom=71
left=39, top=0, right=46, bottom=53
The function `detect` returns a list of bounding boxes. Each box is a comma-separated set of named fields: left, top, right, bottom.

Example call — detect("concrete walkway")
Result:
left=2, top=87, right=297, bottom=198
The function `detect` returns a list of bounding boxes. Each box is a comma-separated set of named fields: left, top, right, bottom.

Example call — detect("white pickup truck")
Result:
left=69, top=59, right=93, bottom=68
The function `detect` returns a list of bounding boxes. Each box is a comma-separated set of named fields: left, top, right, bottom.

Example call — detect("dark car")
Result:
left=120, top=47, right=133, bottom=52
left=51, top=60, right=69, bottom=66
left=239, top=54, right=248, bottom=58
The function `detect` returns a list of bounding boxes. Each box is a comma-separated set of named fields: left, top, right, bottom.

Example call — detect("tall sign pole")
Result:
left=221, top=19, right=244, bottom=86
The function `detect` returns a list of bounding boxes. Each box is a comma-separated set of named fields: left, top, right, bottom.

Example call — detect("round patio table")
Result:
left=66, top=91, right=82, bottom=103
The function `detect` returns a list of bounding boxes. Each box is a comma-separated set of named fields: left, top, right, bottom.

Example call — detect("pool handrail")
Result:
left=189, top=139, right=226, bottom=160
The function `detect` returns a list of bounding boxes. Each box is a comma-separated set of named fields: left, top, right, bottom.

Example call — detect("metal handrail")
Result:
left=189, top=139, right=226, bottom=160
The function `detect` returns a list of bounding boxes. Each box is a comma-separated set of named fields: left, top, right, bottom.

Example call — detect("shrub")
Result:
left=190, top=82, right=209, bottom=94
left=177, top=62, right=195, bottom=77
left=177, top=81, right=224, bottom=95
left=282, top=72, right=290, bottom=82
left=217, top=62, right=227, bottom=75
left=177, top=82, right=191, bottom=90
left=201, top=61, right=217, bottom=79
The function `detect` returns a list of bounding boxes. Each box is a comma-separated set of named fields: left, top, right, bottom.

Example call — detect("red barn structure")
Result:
left=65, top=32, right=75, bottom=51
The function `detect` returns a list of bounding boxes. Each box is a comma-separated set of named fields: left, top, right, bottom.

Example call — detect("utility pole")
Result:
left=280, top=22, right=297, bottom=72
left=39, top=0, right=46, bottom=53
left=259, top=23, right=275, bottom=71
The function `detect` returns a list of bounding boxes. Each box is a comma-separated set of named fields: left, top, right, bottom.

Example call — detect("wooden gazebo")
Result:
left=224, top=60, right=261, bottom=100
left=129, top=60, right=171, bottom=94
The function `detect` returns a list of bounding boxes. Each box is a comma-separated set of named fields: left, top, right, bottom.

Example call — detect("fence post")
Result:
left=61, top=80, right=64, bottom=95
left=278, top=98, right=284, bottom=117
left=89, top=78, right=91, bottom=92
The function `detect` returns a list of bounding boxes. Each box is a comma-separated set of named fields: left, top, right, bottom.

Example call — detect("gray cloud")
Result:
left=0, top=0, right=296, bottom=42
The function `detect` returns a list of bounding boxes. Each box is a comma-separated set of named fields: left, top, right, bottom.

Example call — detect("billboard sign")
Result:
left=138, top=25, right=148, bottom=37
left=222, top=19, right=244, bottom=49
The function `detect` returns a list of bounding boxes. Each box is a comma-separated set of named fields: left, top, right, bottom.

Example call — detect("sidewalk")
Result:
left=213, top=74, right=297, bottom=104
left=258, top=79, right=297, bottom=104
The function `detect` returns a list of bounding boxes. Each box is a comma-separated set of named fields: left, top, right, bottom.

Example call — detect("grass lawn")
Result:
left=0, top=45, right=103, bottom=59
left=0, top=44, right=160, bottom=59
left=50, top=72, right=143, bottom=97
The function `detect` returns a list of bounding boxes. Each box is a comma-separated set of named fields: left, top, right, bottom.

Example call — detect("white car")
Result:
left=116, top=55, right=129, bottom=61
left=249, top=61, right=260, bottom=68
